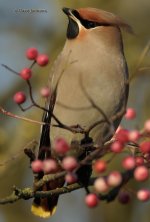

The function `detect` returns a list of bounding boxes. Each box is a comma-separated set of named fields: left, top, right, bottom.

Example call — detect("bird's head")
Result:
left=62, top=7, right=132, bottom=40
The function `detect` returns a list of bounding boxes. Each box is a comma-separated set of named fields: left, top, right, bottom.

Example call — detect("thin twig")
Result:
left=52, top=123, right=85, bottom=134
left=130, top=40, right=150, bottom=81
left=86, top=120, right=106, bottom=134
left=80, top=75, right=115, bottom=136
left=35, top=183, right=82, bottom=197
left=1, top=64, right=19, bottom=76
left=30, top=61, right=36, bottom=69
left=0, top=140, right=37, bottom=167
left=34, top=171, right=66, bottom=190
left=2, top=64, right=86, bottom=135
left=138, top=66, right=150, bottom=72
left=26, top=80, right=85, bottom=135
left=86, top=102, right=126, bottom=135
left=0, top=106, right=46, bottom=126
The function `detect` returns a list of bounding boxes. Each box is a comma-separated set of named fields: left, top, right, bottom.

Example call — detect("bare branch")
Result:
left=34, top=171, right=66, bottom=190
left=52, top=123, right=85, bottom=134
left=1, top=64, right=19, bottom=76
left=0, top=169, right=136, bottom=205
left=0, top=183, right=82, bottom=204
left=35, top=183, right=82, bottom=197
left=0, top=106, right=46, bottom=126
left=80, top=75, right=115, bottom=136
left=0, top=140, right=37, bottom=167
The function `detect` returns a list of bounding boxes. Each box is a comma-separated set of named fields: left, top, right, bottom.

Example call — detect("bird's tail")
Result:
left=38, top=88, right=57, bottom=160
left=31, top=91, right=59, bottom=218
left=31, top=188, right=59, bottom=218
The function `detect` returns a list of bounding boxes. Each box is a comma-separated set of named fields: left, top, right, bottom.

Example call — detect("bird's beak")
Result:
left=62, top=7, right=72, bottom=16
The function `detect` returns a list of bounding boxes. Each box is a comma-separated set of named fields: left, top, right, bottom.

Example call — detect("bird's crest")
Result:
left=76, top=8, right=133, bottom=33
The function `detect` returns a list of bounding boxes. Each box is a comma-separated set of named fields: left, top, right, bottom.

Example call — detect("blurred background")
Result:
left=0, top=0, right=150, bottom=222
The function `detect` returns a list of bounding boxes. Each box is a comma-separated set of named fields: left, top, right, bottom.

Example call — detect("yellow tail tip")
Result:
left=31, top=203, right=57, bottom=218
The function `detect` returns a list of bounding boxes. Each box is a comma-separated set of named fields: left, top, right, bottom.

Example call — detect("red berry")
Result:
left=20, top=68, right=32, bottom=80
left=144, top=120, right=150, bottom=133
left=65, top=173, right=78, bottom=184
left=107, top=171, right=122, bottom=187
left=115, top=129, right=129, bottom=144
left=43, top=159, right=58, bottom=174
left=122, top=156, right=136, bottom=170
left=125, top=108, right=136, bottom=120
left=94, top=177, right=109, bottom=193
left=40, top=86, right=50, bottom=98
left=118, top=191, right=130, bottom=204
left=54, top=138, right=70, bottom=155
left=85, top=193, right=99, bottom=208
left=26, top=47, right=38, bottom=60
left=31, top=160, right=43, bottom=173
left=111, top=141, right=123, bottom=153
left=62, top=156, right=78, bottom=171
left=93, top=160, right=107, bottom=173
left=134, top=166, right=149, bottom=181
left=128, top=130, right=140, bottom=142
left=135, top=156, right=144, bottom=166
left=13, top=92, right=26, bottom=104
left=140, top=141, right=150, bottom=154
left=137, top=189, right=150, bottom=202
left=36, top=54, right=49, bottom=66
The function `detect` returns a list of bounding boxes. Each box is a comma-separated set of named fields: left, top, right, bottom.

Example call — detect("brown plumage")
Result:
left=77, top=8, right=133, bottom=33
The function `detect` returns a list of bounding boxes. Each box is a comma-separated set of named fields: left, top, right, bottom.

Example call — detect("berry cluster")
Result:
left=13, top=47, right=50, bottom=105
left=87, top=109, right=150, bottom=207
left=3, top=48, right=150, bottom=210
left=31, top=138, right=78, bottom=184
left=29, top=108, right=150, bottom=208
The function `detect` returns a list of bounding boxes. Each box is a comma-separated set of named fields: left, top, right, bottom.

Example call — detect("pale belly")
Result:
left=50, top=39, right=128, bottom=144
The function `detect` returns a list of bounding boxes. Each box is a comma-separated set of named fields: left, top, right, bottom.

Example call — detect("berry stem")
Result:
left=1, top=64, right=19, bottom=76
left=30, top=60, right=36, bottom=69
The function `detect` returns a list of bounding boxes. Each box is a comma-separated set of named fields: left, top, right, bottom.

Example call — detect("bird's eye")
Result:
left=86, top=21, right=97, bottom=28
left=71, top=10, right=100, bottom=29
left=81, top=20, right=99, bottom=29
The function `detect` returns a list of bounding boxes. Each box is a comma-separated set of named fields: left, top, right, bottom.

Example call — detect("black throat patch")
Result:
left=67, top=17, right=79, bottom=39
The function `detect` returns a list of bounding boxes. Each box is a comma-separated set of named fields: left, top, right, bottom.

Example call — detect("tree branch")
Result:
left=0, top=106, right=46, bottom=126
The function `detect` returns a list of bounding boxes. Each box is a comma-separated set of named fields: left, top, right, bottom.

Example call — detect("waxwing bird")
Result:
left=50, top=7, right=130, bottom=144
left=31, top=7, right=130, bottom=218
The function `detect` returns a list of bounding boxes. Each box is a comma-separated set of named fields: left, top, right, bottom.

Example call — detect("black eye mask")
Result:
left=72, top=10, right=110, bottom=29
left=66, top=10, right=111, bottom=39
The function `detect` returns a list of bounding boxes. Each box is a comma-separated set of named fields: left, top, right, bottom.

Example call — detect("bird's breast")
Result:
left=51, top=33, right=128, bottom=143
